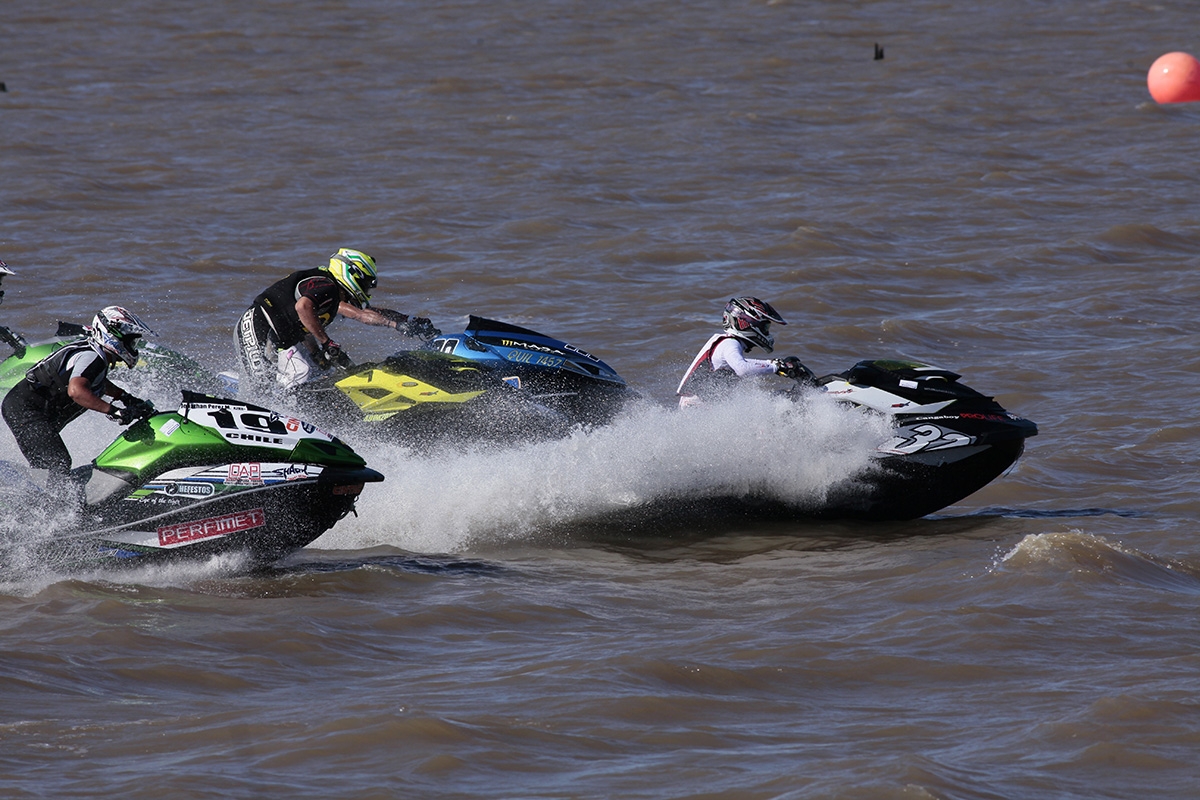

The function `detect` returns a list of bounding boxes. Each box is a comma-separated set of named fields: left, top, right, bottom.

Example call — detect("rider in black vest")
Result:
left=2, top=306, right=155, bottom=509
left=235, top=248, right=439, bottom=393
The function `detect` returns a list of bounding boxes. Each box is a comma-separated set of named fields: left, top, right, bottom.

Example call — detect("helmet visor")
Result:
left=354, top=268, right=377, bottom=293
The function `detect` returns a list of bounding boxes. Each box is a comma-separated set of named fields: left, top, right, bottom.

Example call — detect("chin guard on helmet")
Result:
left=90, top=306, right=156, bottom=368
left=325, top=248, right=378, bottom=308
left=722, top=296, right=786, bottom=353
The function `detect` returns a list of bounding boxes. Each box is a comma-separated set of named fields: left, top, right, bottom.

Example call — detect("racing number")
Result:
left=882, top=423, right=972, bottom=454
left=202, top=409, right=289, bottom=435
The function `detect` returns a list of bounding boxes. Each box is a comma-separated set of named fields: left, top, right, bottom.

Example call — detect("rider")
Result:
left=676, top=296, right=815, bottom=408
left=0, top=261, right=26, bottom=357
left=0, top=260, right=12, bottom=306
left=1, top=306, right=156, bottom=508
left=235, top=248, right=438, bottom=392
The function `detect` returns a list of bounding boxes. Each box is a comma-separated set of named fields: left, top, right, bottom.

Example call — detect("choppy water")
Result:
left=3, top=0, right=1200, bottom=797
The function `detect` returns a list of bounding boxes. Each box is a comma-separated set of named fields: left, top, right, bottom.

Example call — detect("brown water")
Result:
left=3, top=1, right=1200, bottom=797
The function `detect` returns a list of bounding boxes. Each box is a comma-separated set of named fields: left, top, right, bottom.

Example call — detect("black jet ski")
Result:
left=809, top=359, right=1038, bottom=520
left=10, top=391, right=383, bottom=570
left=570, top=358, right=1037, bottom=531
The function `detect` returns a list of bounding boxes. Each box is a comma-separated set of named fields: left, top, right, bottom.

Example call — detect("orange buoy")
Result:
left=1147, top=52, right=1200, bottom=104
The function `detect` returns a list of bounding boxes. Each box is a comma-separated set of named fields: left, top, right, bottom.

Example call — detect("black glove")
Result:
left=402, top=316, right=440, bottom=340
left=108, top=396, right=155, bottom=426
left=319, top=339, right=350, bottom=368
left=107, top=404, right=136, bottom=426
left=124, top=396, right=156, bottom=418
left=772, top=356, right=816, bottom=384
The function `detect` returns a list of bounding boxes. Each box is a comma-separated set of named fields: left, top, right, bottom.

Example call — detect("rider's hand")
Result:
left=320, top=339, right=350, bottom=367
left=123, top=396, right=155, bottom=418
left=402, top=317, right=440, bottom=340
left=772, top=356, right=816, bottom=384
left=107, top=404, right=136, bottom=426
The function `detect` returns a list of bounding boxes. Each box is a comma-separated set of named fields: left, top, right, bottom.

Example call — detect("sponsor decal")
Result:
left=958, top=412, right=1008, bottom=422
left=226, top=463, right=263, bottom=485
left=164, top=481, right=216, bottom=497
left=157, top=508, right=266, bottom=547
left=280, top=464, right=315, bottom=481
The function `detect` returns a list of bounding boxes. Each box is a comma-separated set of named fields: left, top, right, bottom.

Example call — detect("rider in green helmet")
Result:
left=235, top=248, right=438, bottom=393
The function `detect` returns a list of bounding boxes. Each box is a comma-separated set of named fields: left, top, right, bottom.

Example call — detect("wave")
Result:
left=998, top=531, right=1200, bottom=594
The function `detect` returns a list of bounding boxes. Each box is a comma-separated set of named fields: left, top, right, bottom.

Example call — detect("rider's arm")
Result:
left=712, top=337, right=778, bottom=377
left=338, top=302, right=402, bottom=330
left=295, top=296, right=332, bottom=345
left=67, top=376, right=116, bottom=415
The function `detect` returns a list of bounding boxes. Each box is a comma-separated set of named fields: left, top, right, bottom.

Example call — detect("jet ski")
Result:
left=13, top=391, right=383, bottom=570
left=294, top=348, right=579, bottom=447
left=806, top=359, right=1037, bottom=520
left=579, top=358, right=1037, bottom=530
left=428, top=316, right=635, bottom=428
left=274, top=316, right=638, bottom=448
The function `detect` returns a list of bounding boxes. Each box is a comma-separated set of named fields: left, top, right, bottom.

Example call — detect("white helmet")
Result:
left=0, top=260, right=12, bottom=277
left=722, top=296, right=787, bottom=353
left=90, top=306, right=156, bottom=367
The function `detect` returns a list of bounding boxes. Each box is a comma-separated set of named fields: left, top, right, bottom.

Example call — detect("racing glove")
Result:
left=107, top=404, right=136, bottom=426
left=320, top=339, right=351, bottom=367
left=772, top=356, right=816, bottom=384
left=108, top=396, right=155, bottom=426
left=123, top=396, right=156, bottom=418
left=402, top=316, right=440, bottom=340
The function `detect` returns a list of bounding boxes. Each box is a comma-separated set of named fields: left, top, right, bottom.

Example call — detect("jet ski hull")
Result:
left=25, top=393, right=384, bottom=572
left=47, top=466, right=382, bottom=569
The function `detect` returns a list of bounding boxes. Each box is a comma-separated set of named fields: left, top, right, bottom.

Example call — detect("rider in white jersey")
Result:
left=676, top=296, right=814, bottom=408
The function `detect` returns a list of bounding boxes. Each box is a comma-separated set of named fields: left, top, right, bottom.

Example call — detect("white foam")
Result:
left=331, top=387, right=893, bottom=553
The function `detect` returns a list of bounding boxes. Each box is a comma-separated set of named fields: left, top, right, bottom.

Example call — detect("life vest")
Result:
left=676, top=334, right=741, bottom=398
left=253, top=268, right=342, bottom=348
left=26, top=340, right=107, bottom=395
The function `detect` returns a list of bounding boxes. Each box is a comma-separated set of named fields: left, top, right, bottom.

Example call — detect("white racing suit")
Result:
left=676, top=334, right=777, bottom=408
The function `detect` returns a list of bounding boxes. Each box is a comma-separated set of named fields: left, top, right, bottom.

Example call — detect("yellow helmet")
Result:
left=324, top=248, right=378, bottom=307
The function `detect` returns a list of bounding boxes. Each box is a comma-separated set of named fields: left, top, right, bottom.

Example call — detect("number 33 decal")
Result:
left=879, top=423, right=973, bottom=455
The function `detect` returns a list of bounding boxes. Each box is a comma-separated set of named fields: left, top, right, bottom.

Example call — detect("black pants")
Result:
left=235, top=306, right=282, bottom=393
left=2, top=381, right=86, bottom=507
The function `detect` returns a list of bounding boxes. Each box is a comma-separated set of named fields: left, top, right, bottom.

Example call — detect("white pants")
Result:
left=277, top=345, right=321, bottom=391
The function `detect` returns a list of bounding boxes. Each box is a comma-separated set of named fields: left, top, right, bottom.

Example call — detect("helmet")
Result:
left=89, top=306, right=156, bottom=368
left=324, top=248, right=378, bottom=308
left=0, top=261, right=12, bottom=277
left=721, top=296, right=787, bottom=353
